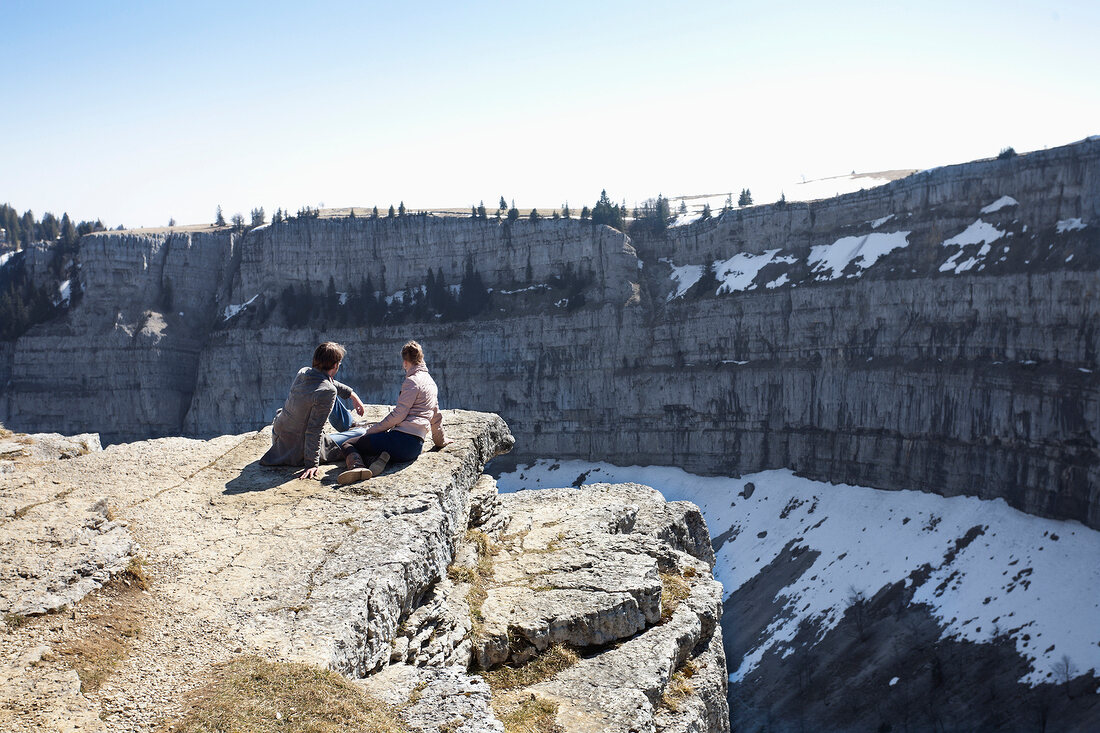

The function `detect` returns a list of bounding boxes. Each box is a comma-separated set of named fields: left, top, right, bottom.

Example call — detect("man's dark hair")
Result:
left=313, top=341, right=346, bottom=371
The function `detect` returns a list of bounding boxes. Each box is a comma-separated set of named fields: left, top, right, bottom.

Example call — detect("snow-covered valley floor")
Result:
left=495, top=460, right=1100, bottom=688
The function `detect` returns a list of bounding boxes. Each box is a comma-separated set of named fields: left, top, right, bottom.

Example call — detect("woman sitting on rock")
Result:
left=260, top=341, right=367, bottom=480
left=336, top=340, right=450, bottom=485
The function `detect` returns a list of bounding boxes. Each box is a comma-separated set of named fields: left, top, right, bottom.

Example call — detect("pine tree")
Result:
left=738, top=189, right=753, bottom=207
left=250, top=207, right=266, bottom=227
left=656, top=194, right=670, bottom=223
left=471, top=205, right=478, bottom=218
left=590, top=190, right=624, bottom=231
left=38, top=213, right=58, bottom=241
left=529, top=208, right=540, bottom=223
left=168, top=217, right=176, bottom=227
left=398, top=201, right=406, bottom=217
left=701, top=203, right=712, bottom=220
left=477, top=201, right=487, bottom=220
left=499, top=196, right=507, bottom=212
left=371, top=206, right=379, bottom=219
left=273, top=208, right=284, bottom=224
left=678, top=199, right=687, bottom=215
left=580, top=205, right=590, bottom=220
left=231, top=212, right=245, bottom=230
left=216, top=205, right=226, bottom=227
left=388, top=205, right=396, bottom=218
left=507, top=205, right=519, bottom=222
left=723, top=194, right=733, bottom=213
left=348, top=208, right=356, bottom=219
left=19, top=210, right=34, bottom=247
left=562, top=203, right=571, bottom=219
left=458, top=259, right=489, bottom=318
left=60, top=213, right=77, bottom=246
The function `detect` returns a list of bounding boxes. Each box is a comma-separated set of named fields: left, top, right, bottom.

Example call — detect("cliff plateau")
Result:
left=0, top=412, right=728, bottom=732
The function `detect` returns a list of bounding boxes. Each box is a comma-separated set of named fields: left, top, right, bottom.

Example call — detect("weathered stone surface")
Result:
left=0, top=645, right=106, bottom=733
left=476, top=482, right=729, bottom=732
left=0, top=494, right=133, bottom=616
left=357, top=663, right=504, bottom=733
left=0, top=407, right=514, bottom=731
left=387, top=571, right=473, bottom=668
left=0, top=431, right=100, bottom=466
left=0, top=431, right=129, bottom=616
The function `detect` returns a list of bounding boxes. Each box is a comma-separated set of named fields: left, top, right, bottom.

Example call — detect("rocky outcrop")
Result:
left=479, top=484, right=728, bottom=732
left=0, top=412, right=728, bottom=732
left=2, top=139, right=1098, bottom=529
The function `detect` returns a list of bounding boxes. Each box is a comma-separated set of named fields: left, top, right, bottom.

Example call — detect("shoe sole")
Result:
left=337, top=468, right=373, bottom=485
left=368, top=452, right=390, bottom=477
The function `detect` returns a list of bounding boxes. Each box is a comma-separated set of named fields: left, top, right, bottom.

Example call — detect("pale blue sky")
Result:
left=2, top=0, right=1098, bottom=228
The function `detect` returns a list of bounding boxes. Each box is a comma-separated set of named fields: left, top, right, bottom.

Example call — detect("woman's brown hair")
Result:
left=401, top=340, right=424, bottom=365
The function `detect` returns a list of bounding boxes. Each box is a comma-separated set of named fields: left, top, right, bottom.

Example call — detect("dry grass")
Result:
left=483, top=644, right=579, bottom=691
left=445, top=529, right=498, bottom=643
left=491, top=694, right=564, bottom=733
left=59, top=584, right=144, bottom=692
left=166, top=655, right=409, bottom=733
left=4, top=612, right=31, bottom=629
left=119, top=555, right=151, bottom=590
left=446, top=565, right=478, bottom=583
left=660, top=660, right=698, bottom=711
left=660, top=572, right=692, bottom=623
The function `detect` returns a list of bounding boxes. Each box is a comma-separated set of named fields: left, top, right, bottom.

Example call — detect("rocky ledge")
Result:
left=0, top=410, right=727, bottom=733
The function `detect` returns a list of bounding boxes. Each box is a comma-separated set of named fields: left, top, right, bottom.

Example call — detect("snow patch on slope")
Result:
left=498, top=460, right=1100, bottom=686
left=715, top=250, right=794, bottom=293
left=661, top=259, right=705, bottom=301
left=1056, top=218, right=1086, bottom=233
left=808, top=231, right=911, bottom=280
left=223, top=294, right=259, bottom=321
left=980, top=196, right=1018, bottom=214
left=939, top=219, right=1005, bottom=274
left=789, top=173, right=898, bottom=202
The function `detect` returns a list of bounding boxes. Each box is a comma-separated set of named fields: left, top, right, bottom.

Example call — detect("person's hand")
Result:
left=299, top=466, right=322, bottom=480
left=350, top=393, right=365, bottom=416
left=432, top=440, right=454, bottom=451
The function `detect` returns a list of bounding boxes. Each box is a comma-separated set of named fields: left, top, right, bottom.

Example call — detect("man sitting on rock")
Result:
left=260, top=341, right=367, bottom=480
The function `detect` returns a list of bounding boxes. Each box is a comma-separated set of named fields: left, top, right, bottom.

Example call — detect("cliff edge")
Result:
left=0, top=411, right=728, bottom=733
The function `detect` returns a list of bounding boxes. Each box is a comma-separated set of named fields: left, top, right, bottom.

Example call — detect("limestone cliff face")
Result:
left=1, top=139, right=1098, bottom=529
left=233, top=216, right=639, bottom=306
left=2, top=230, right=236, bottom=437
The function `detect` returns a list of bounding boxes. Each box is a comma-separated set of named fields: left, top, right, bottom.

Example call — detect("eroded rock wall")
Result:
left=2, top=139, right=1098, bottom=528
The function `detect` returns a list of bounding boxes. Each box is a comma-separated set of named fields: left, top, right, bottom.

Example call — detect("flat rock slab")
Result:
left=0, top=407, right=512, bottom=732
left=0, top=495, right=134, bottom=616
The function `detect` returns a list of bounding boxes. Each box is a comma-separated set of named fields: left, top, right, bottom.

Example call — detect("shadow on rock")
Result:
left=223, top=460, right=298, bottom=494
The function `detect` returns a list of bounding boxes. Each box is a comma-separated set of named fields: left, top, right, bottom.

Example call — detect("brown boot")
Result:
left=367, top=451, right=390, bottom=478
left=337, top=451, right=372, bottom=485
